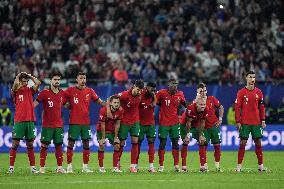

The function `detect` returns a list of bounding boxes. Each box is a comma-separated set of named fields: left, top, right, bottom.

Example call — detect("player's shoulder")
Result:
left=254, top=87, right=263, bottom=93
left=118, top=90, right=128, bottom=96
left=157, top=89, right=167, bottom=95
left=99, top=106, right=107, bottom=114
left=176, top=90, right=184, bottom=95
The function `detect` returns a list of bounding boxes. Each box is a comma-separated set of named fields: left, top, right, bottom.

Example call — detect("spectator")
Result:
left=227, top=103, right=236, bottom=125
left=113, top=64, right=128, bottom=85
left=0, top=98, right=12, bottom=127
left=142, top=63, right=157, bottom=82
left=264, top=96, right=278, bottom=124
left=277, top=97, right=284, bottom=124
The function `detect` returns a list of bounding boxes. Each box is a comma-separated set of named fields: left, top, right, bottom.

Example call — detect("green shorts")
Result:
left=12, top=122, right=35, bottom=140
left=68, top=125, right=91, bottom=141
left=97, top=131, right=115, bottom=145
left=119, top=122, right=140, bottom=140
left=138, top=125, right=156, bottom=142
left=158, top=124, right=180, bottom=139
left=41, top=127, right=64, bottom=144
left=191, top=127, right=221, bottom=144
left=204, top=127, right=221, bottom=144
left=239, top=124, right=263, bottom=139
left=180, top=124, right=187, bottom=139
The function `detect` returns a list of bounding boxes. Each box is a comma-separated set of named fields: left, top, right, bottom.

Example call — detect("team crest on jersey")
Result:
left=86, top=94, right=89, bottom=100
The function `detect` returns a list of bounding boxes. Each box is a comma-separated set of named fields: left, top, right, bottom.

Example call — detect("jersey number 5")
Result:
left=165, top=99, right=171, bottom=106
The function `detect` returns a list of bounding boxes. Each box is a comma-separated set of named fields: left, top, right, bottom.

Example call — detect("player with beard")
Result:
left=96, top=95, right=124, bottom=173
left=136, top=82, right=157, bottom=172
left=156, top=79, right=186, bottom=172
left=64, top=72, right=106, bottom=173
left=8, top=72, right=41, bottom=173
left=235, top=71, right=267, bottom=172
left=34, top=72, right=67, bottom=173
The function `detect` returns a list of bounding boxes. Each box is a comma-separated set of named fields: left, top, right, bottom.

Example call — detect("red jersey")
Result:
left=186, top=103, right=209, bottom=127
left=235, top=87, right=265, bottom=125
left=13, top=86, right=36, bottom=123
left=117, top=89, right=141, bottom=125
left=96, top=106, right=124, bottom=133
left=139, top=89, right=155, bottom=126
left=205, top=96, right=221, bottom=129
left=36, top=88, right=66, bottom=128
left=157, top=89, right=186, bottom=126
left=65, top=86, right=99, bottom=125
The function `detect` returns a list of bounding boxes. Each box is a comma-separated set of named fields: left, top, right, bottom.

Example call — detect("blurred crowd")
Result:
left=0, top=0, right=283, bottom=85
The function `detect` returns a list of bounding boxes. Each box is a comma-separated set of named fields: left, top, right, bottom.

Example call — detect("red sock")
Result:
left=255, top=145, right=263, bottom=165
left=40, top=147, right=48, bottom=167
left=158, top=149, right=165, bottom=166
left=214, top=145, right=221, bottom=162
left=136, top=144, right=141, bottom=164
left=131, top=143, right=138, bottom=164
left=67, top=147, right=73, bottom=164
left=98, top=150, right=104, bottom=167
left=181, top=144, right=188, bottom=167
left=199, top=146, right=206, bottom=166
left=83, top=149, right=90, bottom=164
left=148, top=143, right=155, bottom=164
left=238, top=144, right=246, bottom=164
left=9, top=148, right=17, bottom=166
left=172, top=148, right=179, bottom=166
left=27, top=147, right=35, bottom=166
left=55, top=145, right=63, bottom=166
left=118, top=145, right=124, bottom=160
left=113, top=150, right=120, bottom=167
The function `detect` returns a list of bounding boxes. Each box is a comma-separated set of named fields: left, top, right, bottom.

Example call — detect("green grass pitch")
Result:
left=0, top=151, right=283, bottom=189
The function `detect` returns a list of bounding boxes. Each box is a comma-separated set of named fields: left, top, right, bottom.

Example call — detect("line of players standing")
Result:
left=7, top=70, right=267, bottom=173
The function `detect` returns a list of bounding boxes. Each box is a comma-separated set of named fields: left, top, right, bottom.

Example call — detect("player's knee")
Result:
left=41, top=142, right=49, bottom=149
left=26, top=140, right=34, bottom=148
left=68, top=139, right=75, bottom=148
left=159, top=138, right=167, bottom=150
left=183, top=141, right=189, bottom=145
left=253, top=138, right=262, bottom=146
left=147, top=137, right=155, bottom=144
left=131, top=136, right=138, bottom=144
left=240, top=139, right=247, bottom=146
left=99, top=145, right=105, bottom=151
left=114, top=144, right=120, bottom=151
left=83, top=140, right=89, bottom=149
left=120, top=140, right=126, bottom=146
left=171, top=138, right=179, bottom=150
left=12, top=139, right=20, bottom=149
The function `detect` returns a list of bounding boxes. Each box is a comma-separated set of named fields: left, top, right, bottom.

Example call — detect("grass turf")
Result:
left=0, top=151, right=283, bottom=189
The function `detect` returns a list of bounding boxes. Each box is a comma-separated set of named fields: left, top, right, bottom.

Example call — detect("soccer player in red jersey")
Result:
left=137, top=82, right=157, bottom=172
left=182, top=96, right=209, bottom=172
left=235, top=71, right=267, bottom=172
left=34, top=72, right=67, bottom=174
left=64, top=72, right=106, bottom=173
left=8, top=72, right=41, bottom=173
left=156, top=79, right=186, bottom=172
left=196, top=83, right=224, bottom=171
left=96, top=95, right=124, bottom=173
left=115, top=80, right=144, bottom=173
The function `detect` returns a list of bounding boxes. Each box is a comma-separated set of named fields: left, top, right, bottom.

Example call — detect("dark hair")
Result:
left=110, top=95, right=120, bottom=102
left=19, top=73, right=29, bottom=80
left=246, top=71, right=255, bottom=76
left=134, top=79, right=144, bottom=89
left=77, top=72, right=87, bottom=77
left=147, top=82, right=156, bottom=88
left=50, top=72, right=62, bottom=79
left=197, top=82, right=206, bottom=89
left=168, top=78, right=177, bottom=84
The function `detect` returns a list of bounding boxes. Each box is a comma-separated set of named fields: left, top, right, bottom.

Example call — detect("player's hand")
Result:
left=261, top=121, right=266, bottom=129
left=215, top=120, right=222, bottom=128
left=99, top=139, right=105, bottom=146
left=236, top=123, right=241, bottom=131
left=114, top=137, right=120, bottom=144
left=199, top=135, right=206, bottom=144
left=183, top=136, right=190, bottom=144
